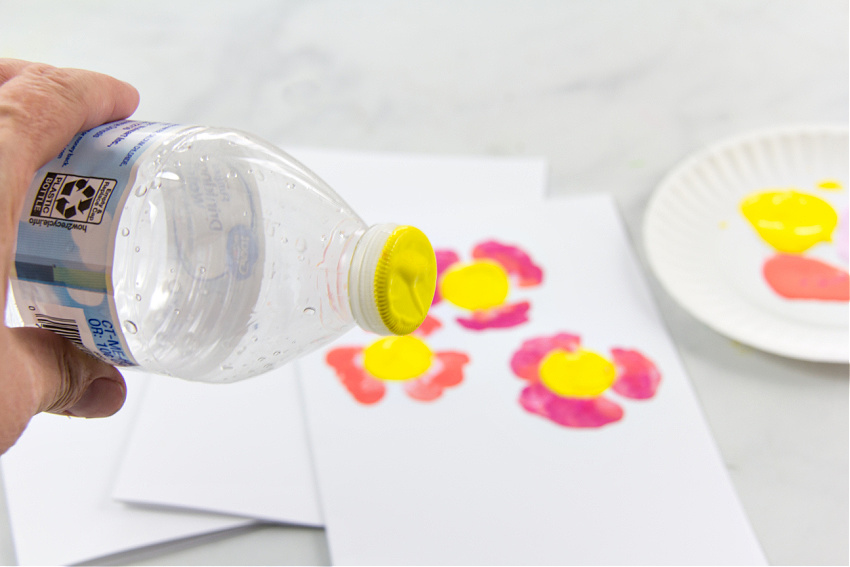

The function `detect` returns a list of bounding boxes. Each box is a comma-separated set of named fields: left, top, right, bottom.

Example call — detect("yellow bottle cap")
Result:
left=349, top=224, right=437, bottom=335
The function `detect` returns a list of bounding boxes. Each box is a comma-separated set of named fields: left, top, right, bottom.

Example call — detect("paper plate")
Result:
left=644, top=125, right=849, bottom=363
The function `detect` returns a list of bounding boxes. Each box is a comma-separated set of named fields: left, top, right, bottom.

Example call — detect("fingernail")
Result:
left=65, top=378, right=126, bottom=418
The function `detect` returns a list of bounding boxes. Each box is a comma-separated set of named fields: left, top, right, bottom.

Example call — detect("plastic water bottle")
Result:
left=10, top=120, right=437, bottom=383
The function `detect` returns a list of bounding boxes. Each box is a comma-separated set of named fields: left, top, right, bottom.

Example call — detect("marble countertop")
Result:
left=0, top=1, right=847, bottom=565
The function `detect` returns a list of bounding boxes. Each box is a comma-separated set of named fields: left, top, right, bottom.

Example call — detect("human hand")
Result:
left=0, top=59, right=139, bottom=455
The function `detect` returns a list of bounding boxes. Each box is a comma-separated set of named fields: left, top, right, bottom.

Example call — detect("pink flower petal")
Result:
left=404, top=351, right=470, bottom=401
left=519, top=383, right=623, bottom=428
left=326, top=347, right=386, bottom=405
left=472, top=240, right=544, bottom=287
left=433, top=249, right=461, bottom=305
left=510, top=333, right=582, bottom=383
left=457, top=301, right=531, bottom=330
left=610, top=348, right=661, bottom=399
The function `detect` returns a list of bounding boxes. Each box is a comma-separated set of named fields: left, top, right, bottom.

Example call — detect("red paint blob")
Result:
left=763, top=254, right=850, bottom=301
left=326, top=347, right=386, bottom=404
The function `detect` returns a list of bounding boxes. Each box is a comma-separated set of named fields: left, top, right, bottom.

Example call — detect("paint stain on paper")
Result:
left=326, top=315, right=470, bottom=404
left=510, top=333, right=661, bottom=428
left=739, top=182, right=849, bottom=302
left=433, top=240, right=543, bottom=330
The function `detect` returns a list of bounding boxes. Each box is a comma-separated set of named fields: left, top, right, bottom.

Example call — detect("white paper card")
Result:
left=111, top=150, right=548, bottom=523
left=298, top=194, right=766, bottom=565
left=0, top=370, right=252, bottom=566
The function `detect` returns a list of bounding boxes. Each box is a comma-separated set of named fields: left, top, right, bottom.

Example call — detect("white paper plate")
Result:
left=644, top=125, right=849, bottom=363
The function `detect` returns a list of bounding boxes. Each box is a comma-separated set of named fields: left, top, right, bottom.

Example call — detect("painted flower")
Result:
left=510, top=333, right=661, bottom=428
left=433, top=240, right=543, bottom=330
left=325, top=316, right=470, bottom=405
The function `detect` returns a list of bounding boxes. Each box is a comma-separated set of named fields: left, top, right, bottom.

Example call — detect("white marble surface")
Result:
left=0, top=0, right=847, bottom=564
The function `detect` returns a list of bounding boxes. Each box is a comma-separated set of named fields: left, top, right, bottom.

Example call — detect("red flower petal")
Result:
left=433, top=249, right=461, bottom=305
left=415, top=314, right=442, bottom=338
left=457, top=301, right=531, bottom=330
left=404, top=351, right=470, bottom=402
left=326, top=347, right=386, bottom=405
left=510, top=333, right=582, bottom=382
left=610, top=348, right=661, bottom=399
left=472, top=240, right=544, bottom=287
left=763, top=254, right=850, bottom=301
left=519, top=383, right=623, bottom=428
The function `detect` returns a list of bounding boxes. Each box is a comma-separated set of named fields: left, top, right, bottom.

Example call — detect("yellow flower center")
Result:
left=363, top=335, right=433, bottom=381
left=539, top=348, right=616, bottom=398
left=740, top=190, right=838, bottom=254
left=439, top=260, right=509, bottom=310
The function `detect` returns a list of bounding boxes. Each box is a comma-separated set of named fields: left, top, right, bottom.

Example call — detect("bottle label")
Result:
left=11, top=120, right=186, bottom=366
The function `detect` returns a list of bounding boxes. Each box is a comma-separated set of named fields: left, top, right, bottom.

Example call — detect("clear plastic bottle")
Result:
left=11, top=121, right=437, bottom=383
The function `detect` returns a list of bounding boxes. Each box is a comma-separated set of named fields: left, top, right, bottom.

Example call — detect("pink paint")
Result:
left=509, top=332, right=662, bottom=429
left=456, top=301, right=531, bottom=330
left=611, top=349, right=662, bottom=399
left=510, top=333, right=582, bottom=382
left=432, top=249, right=461, bottom=306
left=519, top=383, right=623, bottom=428
left=472, top=240, right=544, bottom=287
left=763, top=254, right=850, bottom=301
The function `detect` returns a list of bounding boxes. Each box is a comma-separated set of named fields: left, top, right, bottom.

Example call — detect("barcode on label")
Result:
left=34, top=314, right=85, bottom=348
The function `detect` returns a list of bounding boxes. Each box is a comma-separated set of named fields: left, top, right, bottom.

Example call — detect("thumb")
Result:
left=10, top=326, right=126, bottom=418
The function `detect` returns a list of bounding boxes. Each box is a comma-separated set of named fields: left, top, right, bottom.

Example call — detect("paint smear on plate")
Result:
left=740, top=189, right=837, bottom=254
left=740, top=183, right=848, bottom=302
left=763, top=254, right=850, bottom=301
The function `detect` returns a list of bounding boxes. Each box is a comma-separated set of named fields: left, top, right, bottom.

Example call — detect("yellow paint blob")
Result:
left=539, top=348, right=616, bottom=398
left=740, top=190, right=838, bottom=254
left=816, top=179, right=843, bottom=191
left=363, top=335, right=433, bottom=381
left=439, top=260, right=509, bottom=310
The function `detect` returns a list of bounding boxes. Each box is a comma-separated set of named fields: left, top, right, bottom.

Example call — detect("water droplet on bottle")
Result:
left=286, top=183, right=295, bottom=190
left=303, top=307, right=316, bottom=315
left=198, top=266, right=206, bottom=275
left=258, top=357, right=266, bottom=362
left=124, top=321, right=138, bottom=334
left=295, top=238, right=307, bottom=252
left=173, top=309, right=180, bottom=316
left=200, top=155, right=209, bottom=162
left=134, top=246, right=141, bottom=253
left=135, top=185, right=147, bottom=197
left=121, top=228, right=130, bottom=237
left=273, top=351, right=281, bottom=356
left=169, top=268, right=175, bottom=274
left=135, top=294, right=142, bottom=302
left=221, top=364, right=233, bottom=371
left=251, top=336, right=258, bottom=342
left=297, top=255, right=305, bottom=262
left=28, top=305, right=36, bottom=311
left=236, top=346, right=246, bottom=355
left=263, top=363, right=273, bottom=371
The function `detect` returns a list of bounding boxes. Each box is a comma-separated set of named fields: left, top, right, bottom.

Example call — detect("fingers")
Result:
left=0, top=59, right=140, bottom=177
left=8, top=326, right=126, bottom=418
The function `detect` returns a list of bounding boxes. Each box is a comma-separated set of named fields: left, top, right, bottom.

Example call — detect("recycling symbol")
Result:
left=54, top=178, right=96, bottom=220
